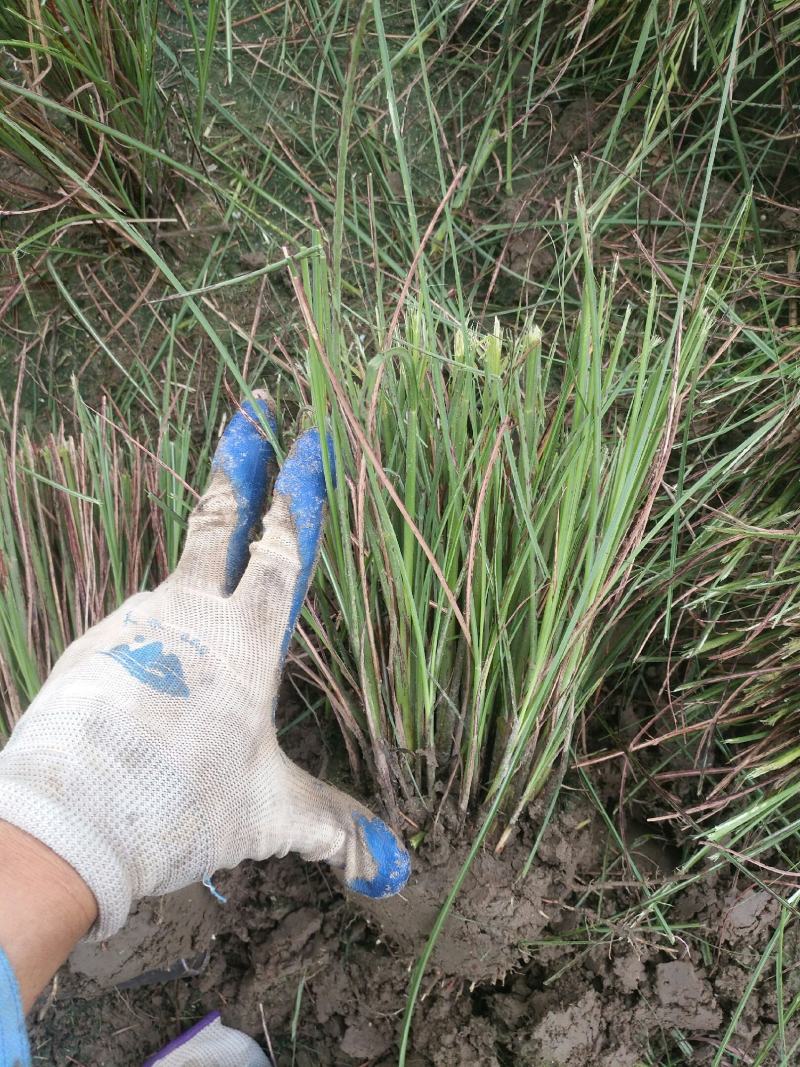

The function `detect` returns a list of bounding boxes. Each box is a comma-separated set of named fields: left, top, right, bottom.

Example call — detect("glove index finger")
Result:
left=175, top=391, right=277, bottom=596
left=235, top=427, right=335, bottom=654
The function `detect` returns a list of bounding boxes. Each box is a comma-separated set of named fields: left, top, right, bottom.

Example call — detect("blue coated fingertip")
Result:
left=274, top=428, right=336, bottom=654
left=212, top=397, right=277, bottom=593
left=347, top=814, right=411, bottom=899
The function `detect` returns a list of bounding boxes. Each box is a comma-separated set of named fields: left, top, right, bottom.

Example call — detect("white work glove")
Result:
left=143, top=1012, right=271, bottom=1067
left=0, top=393, right=409, bottom=940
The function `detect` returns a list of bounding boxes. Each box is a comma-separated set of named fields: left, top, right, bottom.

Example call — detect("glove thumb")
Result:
left=279, top=758, right=410, bottom=899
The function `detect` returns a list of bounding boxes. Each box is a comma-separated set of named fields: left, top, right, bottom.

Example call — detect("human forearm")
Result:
left=0, top=820, right=96, bottom=1012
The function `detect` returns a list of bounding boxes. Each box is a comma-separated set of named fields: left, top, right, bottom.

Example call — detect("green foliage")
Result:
left=1, top=1, right=800, bottom=1059
left=294, top=225, right=712, bottom=827
left=0, top=0, right=165, bottom=210
left=0, top=376, right=217, bottom=724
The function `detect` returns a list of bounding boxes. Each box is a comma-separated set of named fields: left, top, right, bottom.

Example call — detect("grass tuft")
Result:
left=1, top=2, right=800, bottom=1057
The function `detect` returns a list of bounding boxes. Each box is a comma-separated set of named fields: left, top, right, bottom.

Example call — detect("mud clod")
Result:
left=654, top=961, right=723, bottom=1032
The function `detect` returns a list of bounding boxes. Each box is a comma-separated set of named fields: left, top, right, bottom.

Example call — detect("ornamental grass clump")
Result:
left=289, top=238, right=712, bottom=834
left=0, top=388, right=203, bottom=724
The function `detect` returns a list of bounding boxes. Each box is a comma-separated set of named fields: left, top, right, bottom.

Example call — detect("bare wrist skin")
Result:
left=0, top=819, right=97, bottom=1012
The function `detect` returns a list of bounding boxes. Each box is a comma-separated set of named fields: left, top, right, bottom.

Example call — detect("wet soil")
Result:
left=27, top=719, right=794, bottom=1066
left=29, top=811, right=792, bottom=1066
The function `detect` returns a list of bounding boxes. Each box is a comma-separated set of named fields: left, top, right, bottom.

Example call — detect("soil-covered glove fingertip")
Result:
left=212, top=395, right=278, bottom=593
left=271, top=427, right=336, bottom=651
left=274, top=428, right=337, bottom=569
left=347, top=813, right=410, bottom=899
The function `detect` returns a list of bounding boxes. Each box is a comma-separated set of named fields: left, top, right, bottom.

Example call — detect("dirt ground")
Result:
left=27, top=713, right=792, bottom=1067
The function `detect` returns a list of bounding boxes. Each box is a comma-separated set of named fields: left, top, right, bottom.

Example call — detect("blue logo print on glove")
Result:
left=102, top=640, right=190, bottom=698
